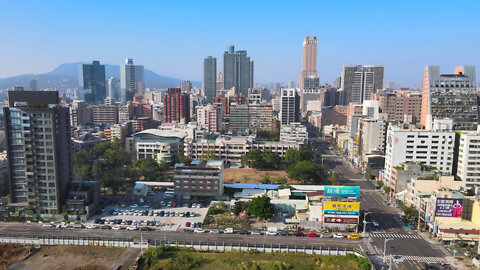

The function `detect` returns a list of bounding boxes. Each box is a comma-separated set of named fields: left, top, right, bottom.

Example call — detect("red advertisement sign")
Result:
left=323, top=217, right=358, bottom=224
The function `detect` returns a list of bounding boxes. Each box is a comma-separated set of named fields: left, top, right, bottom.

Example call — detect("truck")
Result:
left=224, top=228, right=234, bottom=234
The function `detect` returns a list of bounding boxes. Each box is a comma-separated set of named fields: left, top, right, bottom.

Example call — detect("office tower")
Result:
left=323, top=87, right=339, bottom=107
left=70, top=100, right=92, bottom=129
left=78, top=61, right=106, bottom=105
left=299, top=36, right=318, bottom=90
left=4, top=91, right=72, bottom=214
left=163, top=88, right=190, bottom=124
left=29, top=77, right=38, bottom=91
left=120, top=58, right=145, bottom=104
left=300, top=76, right=321, bottom=112
left=180, top=81, right=192, bottom=93
left=280, top=88, right=300, bottom=125
left=340, top=65, right=384, bottom=104
left=420, top=66, right=477, bottom=130
left=230, top=103, right=249, bottom=132
left=92, top=105, right=118, bottom=124
left=107, top=77, right=121, bottom=102
left=203, top=56, right=217, bottom=103
left=223, top=45, right=254, bottom=97
left=333, top=76, right=341, bottom=89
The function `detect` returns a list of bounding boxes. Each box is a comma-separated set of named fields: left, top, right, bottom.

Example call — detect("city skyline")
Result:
left=1, top=1, right=480, bottom=86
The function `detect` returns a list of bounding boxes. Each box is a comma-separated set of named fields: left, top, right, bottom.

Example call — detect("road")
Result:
left=315, top=140, right=449, bottom=270
left=0, top=222, right=361, bottom=248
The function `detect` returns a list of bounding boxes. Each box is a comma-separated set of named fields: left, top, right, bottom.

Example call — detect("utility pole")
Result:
left=362, top=212, right=369, bottom=235
left=389, top=254, right=392, bottom=270
left=383, top=238, right=393, bottom=261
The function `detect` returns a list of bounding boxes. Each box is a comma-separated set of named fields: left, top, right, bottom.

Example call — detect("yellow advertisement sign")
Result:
left=324, top=201, right=360, bottom=216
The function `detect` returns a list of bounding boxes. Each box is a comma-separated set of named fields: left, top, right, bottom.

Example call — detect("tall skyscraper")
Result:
left=420, top=66, right=477, bottom=130
left=163, top=88, right=190, bottom=124
left=78, top=61, right=106, bottom=105
left=203, top=56, right=217, bottom=103
left=180, top=80, right=192, bottom=93
left=29, top=76, right=38, bottom=91
left=280, top=88, right=300, bottom=125
left=107, top=77, right=121, bottom=102
left=299, top=36, right=318, bottom=90
left=340, top=65, right=384, bottom=105
left=120, top=58, right=145, bottom=104
left=4, top=91, right=73, bottom=213
left=223, top=45, right=254, bottom=97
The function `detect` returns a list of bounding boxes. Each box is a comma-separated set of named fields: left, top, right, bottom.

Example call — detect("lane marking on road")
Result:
left=402, top=255, right=446, bottom=263
left=370, top=233, right=422, bottom=239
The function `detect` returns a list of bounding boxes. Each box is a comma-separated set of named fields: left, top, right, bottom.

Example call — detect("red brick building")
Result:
left=163, top=88, right=190, bottom=124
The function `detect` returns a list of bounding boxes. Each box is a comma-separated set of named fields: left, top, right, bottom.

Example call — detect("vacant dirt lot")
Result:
left=0, top=243, right=30, bottom=268
left=12, top=246, right=135, bottom=270
left=224, top=168, right=290, bottom=183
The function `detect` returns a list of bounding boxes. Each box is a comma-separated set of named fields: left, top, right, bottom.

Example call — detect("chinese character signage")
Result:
left=323, top=217, right=358, bottom=224
left=324, top=186, right=360, bottom=198
left=435, top=198, right=463, bottom=218
left=323, top=201, right=360, bottom=216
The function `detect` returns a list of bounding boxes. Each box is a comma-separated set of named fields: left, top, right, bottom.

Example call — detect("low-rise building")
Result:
left=72, top=133, right=107, bottom=151
left=174, top=160, right=224, bottom=198
left=280, top=122, right=308, bottom=144
left=130, top=128, right=187, bottom=164
left=390, top=163, right=436, bottom=200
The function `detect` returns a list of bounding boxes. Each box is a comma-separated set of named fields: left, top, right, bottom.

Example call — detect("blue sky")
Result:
left=1, top=0, right=479, bottom=86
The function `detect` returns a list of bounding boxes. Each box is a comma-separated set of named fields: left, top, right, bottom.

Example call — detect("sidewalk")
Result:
left=418, top=230, right=470, bottom=269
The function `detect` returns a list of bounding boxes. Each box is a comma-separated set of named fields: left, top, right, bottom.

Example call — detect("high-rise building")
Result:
left=196, top=104, right=223, bottom=132
left=163, top=88, right=190, bottom=124
left=120, top=58, right=145, bottom=104
left=203, top=56, right=217, bottom=103
left=223, top=45, right=254, bottom=97
left=131, top=97, right=153, bottom=119
left=300, top=76, right=321, bottom=112
left=259, top=103, right=273, bottom=130
left=299, top=36, right=318, bottom=90
left=229, top=103, right=250, bottom=132
left=107, top=77, right=121, bottom=102
left=78, top=61, right=106, bottom=105
left=180, top=81, right=192, bottom=93
left=70, top=100, right=92, bottom=129
left=456, top=128, right=480, bottom=188
left=92, top=105, right=118, bottom=124
left=4, top=91, right=73, bottom=213
left=376, top=91, right=422, bottom=123
left=340, top=65, right=384, bottom=105
left=420, top=66, right=477, bottom=130
left=29, top=77, right=38, bottom=91
left=280, top=88, right=300, bottom=125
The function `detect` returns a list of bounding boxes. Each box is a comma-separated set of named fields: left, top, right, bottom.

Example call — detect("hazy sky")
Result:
left=1, top=0, right=480, bottom=85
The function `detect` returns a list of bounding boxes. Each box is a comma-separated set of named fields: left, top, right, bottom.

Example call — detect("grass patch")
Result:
left=138, top=246, right=370, bottom=270
left=0, top=243, right=31, bottom=267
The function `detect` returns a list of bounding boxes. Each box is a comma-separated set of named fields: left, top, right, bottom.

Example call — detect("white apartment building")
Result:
left=361, top=118, right=385, bottom=158
left=383, top=124, right=455, bottom=184
left=457, top=128, right=480, bottom=188
left=280, top=122, right=308, bottom=144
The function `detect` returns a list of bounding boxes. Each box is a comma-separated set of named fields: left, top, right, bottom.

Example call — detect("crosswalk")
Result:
left=401, top=255, right=446, bottom=263
left=370, top=232, right=422, bottom=239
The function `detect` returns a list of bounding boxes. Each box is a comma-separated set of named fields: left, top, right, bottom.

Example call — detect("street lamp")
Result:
left=362, top=212, right=369, bottom=235
left=383, top=238, right=393, bottom=260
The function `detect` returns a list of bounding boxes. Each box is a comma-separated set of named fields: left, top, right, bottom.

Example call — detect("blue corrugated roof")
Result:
left=224, top=183, right=279, bottom=190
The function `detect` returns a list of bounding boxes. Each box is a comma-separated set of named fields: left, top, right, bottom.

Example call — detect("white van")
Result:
left=224, top=228, right=234, bottom=234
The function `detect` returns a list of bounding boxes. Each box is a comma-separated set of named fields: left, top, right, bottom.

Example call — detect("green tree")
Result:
left=92, top=163, right=103, bottom=181
left=232, top=201, right=249, bottom=216
left=242, top=149, right=264, bottom=169
left=285, top=149, right=302, bottom=164
left=259, top=173, right=271, bottom=184
left=130, top=157, right=163, bottom=181
left=247, top=195, right=274, bottom=219
left=286, top=161, right=323, bottom=184
left=102, top=173, right=123, bottom=195
left=260, top=150, right=280, bottom=169
left=73, top=165, right=91, bottom=180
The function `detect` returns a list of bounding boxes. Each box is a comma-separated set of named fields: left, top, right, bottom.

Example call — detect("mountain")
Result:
left=0, top=62, right=200, bottom=91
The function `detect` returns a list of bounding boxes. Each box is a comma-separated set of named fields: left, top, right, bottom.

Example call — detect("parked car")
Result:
left=307, top=232, right=318, bottom=237
left=373, top=222, right=380, bottom=227
left=293, top=232, right=305, bottom=237
left=321, top=233, right=333, bottom=238
left=251, top=231, right=262, bottom=235
left=112, top=225, right=122, bottom=230
left=126, top=225, right=138, bottom=231
left=266, top=231, right=278, bottom=236
left=141, top=227, right=153, bottom=231
left=194, top=229, right=205, bottom=234
left=42, top=223, right=53, bottom=228
left=279, top=231, right=290, bottom=237
left=347, top=234, right=360, bottom=239
left=101, top=225, right=112, bottom=230
left=73, top=223, right=85, bottom=229
left=185, top=222, right=191, bottom=227
left=224, top=228, right=234, bottom=234
left=86, top=224, right=97, bottom=229
left=210, top=229, right=220, bottom=234
left=333, top=233, right=344, bottom=238
left=238, top=230, right=249, bottom=235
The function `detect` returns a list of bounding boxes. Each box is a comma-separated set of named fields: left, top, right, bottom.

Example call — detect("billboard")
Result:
left=323, top=217, right=358, bottom=224
left=324, top=186, right=360, bottom=198
left=324, top=201, right=360, bottom=216
left=435, top=198, right=463, bottom=218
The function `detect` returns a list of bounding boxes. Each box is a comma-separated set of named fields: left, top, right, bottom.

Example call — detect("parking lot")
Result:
left=88, top=201, right=209, bottom=231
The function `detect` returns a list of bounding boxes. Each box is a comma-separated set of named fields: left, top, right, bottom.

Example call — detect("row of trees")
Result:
left=232, top=195, right=274, bottom=219
left=285, top=148, right=325, bottom=185
left=73, top=140, right=164, bottom=194
left=241, top=149, right=281, bottom=170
